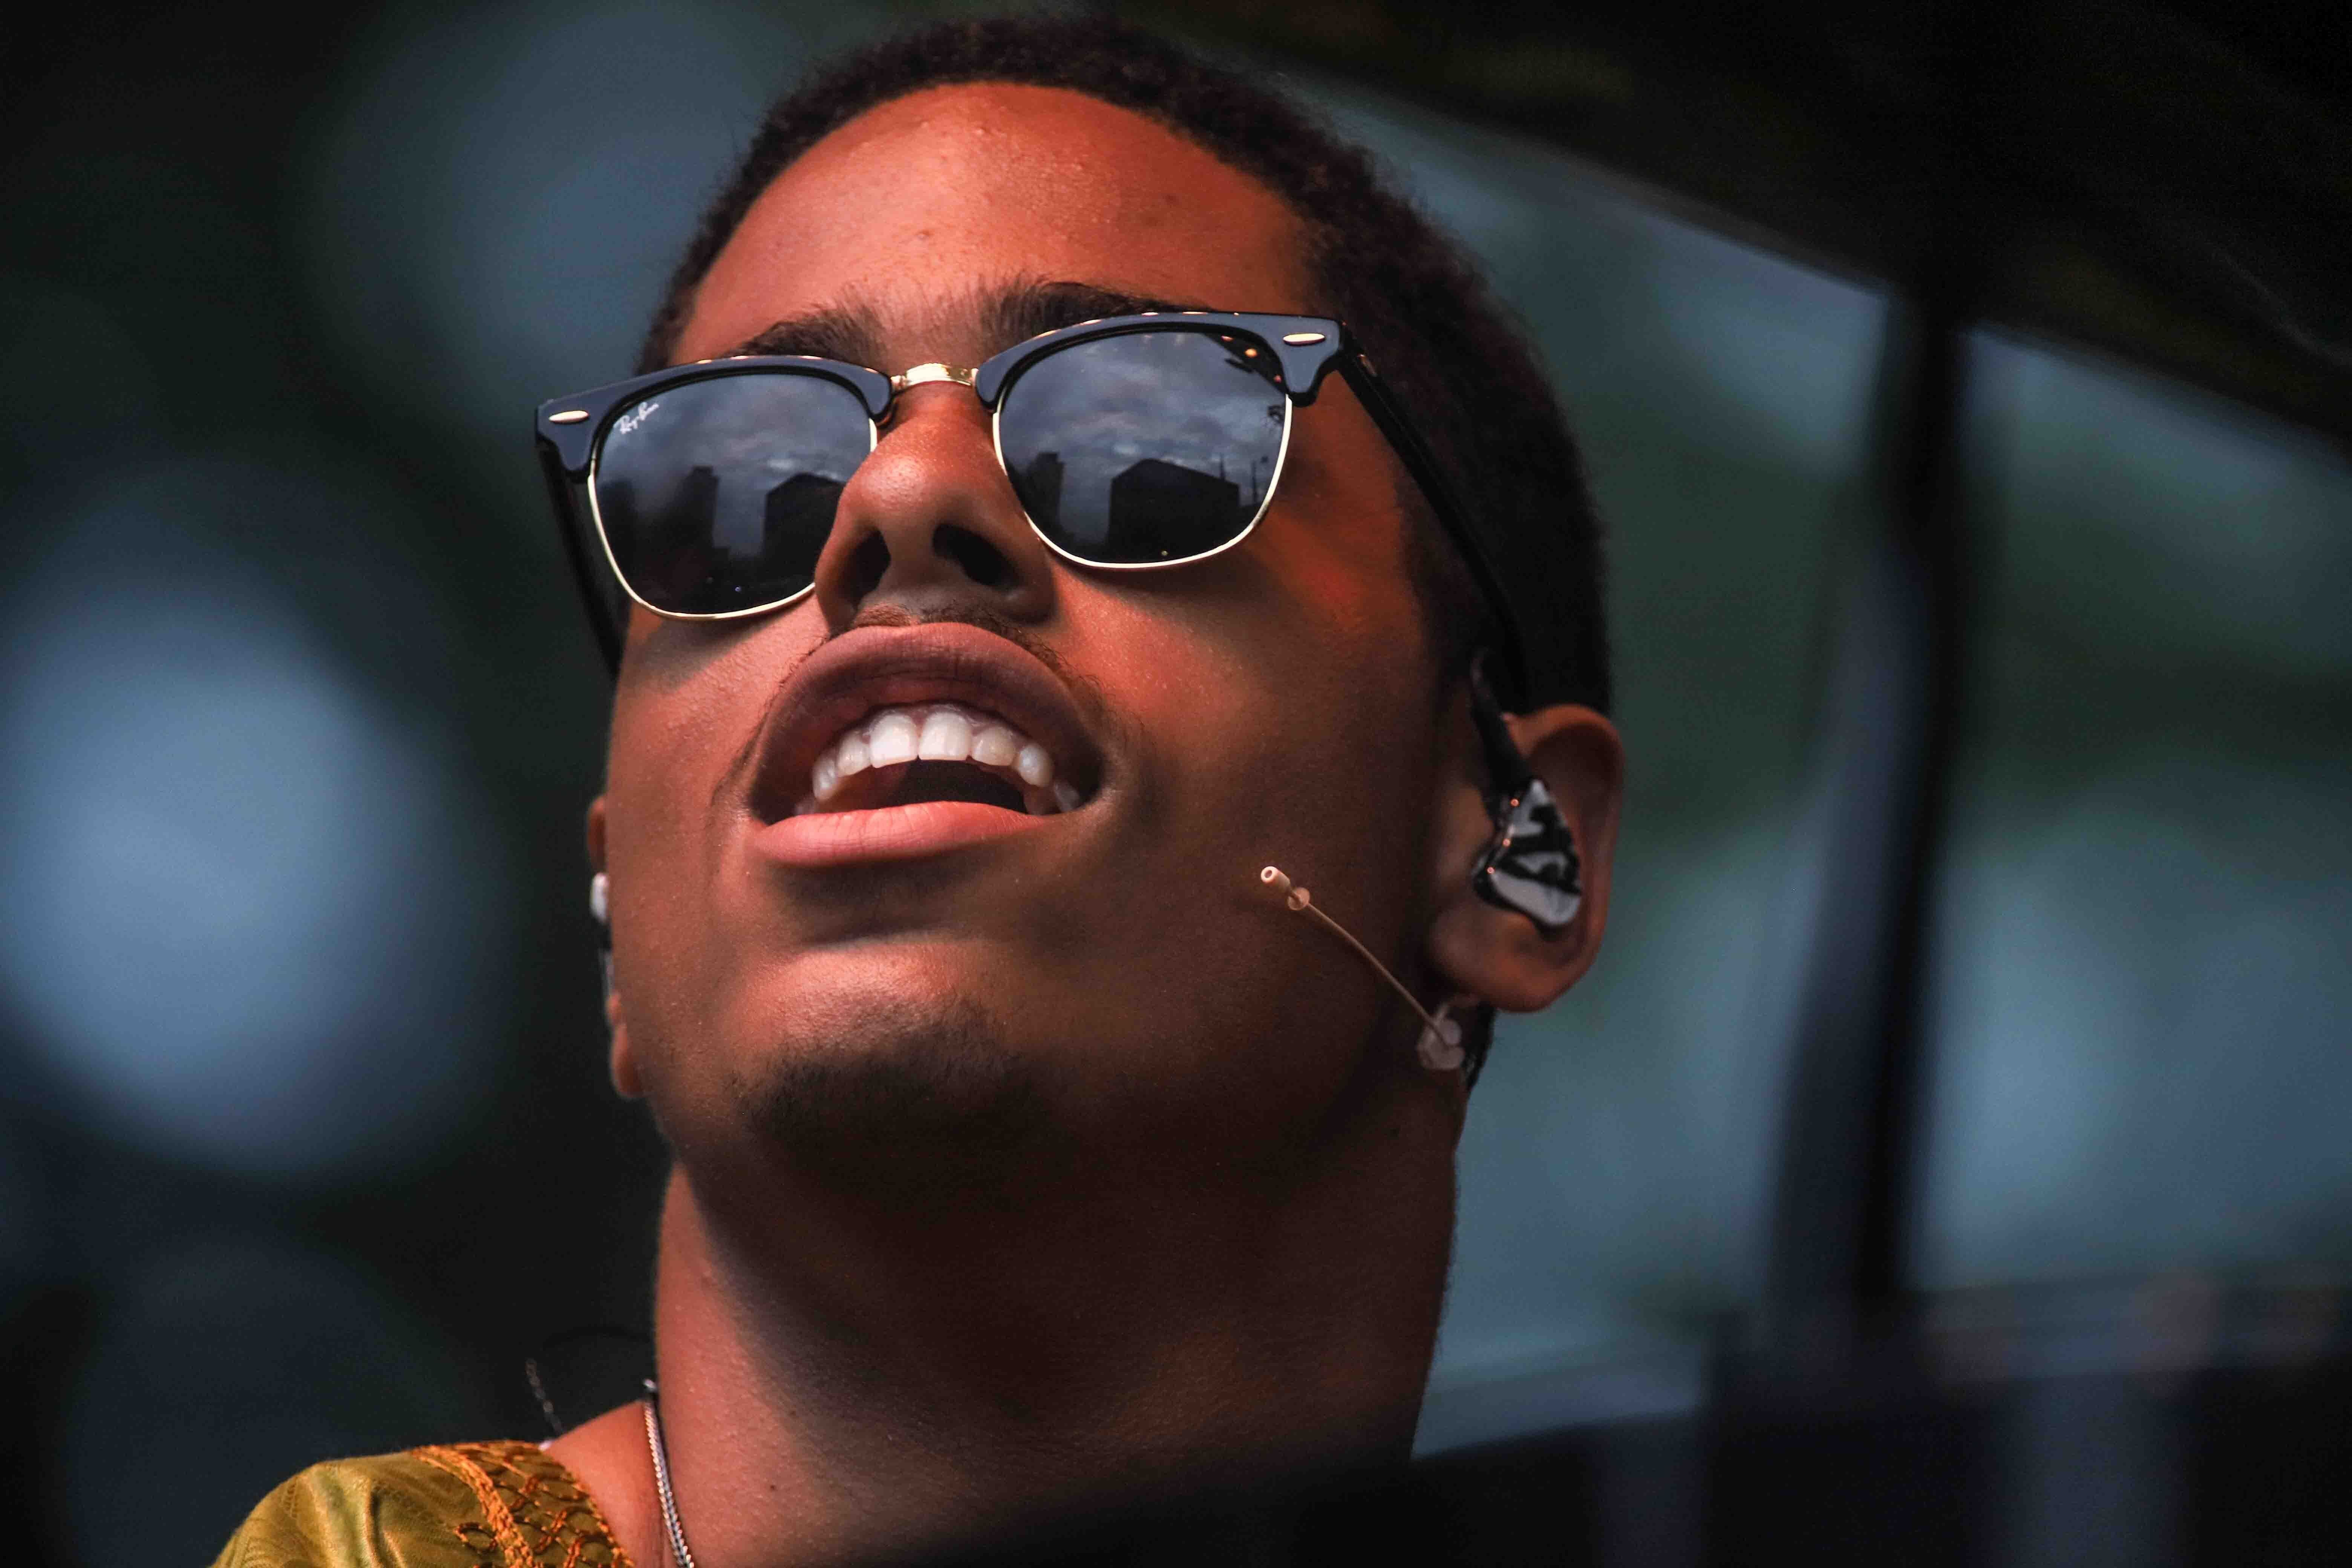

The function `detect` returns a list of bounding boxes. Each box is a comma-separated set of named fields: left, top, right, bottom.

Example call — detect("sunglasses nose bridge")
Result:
left=889, top=363, right=980, bottom=397
left=880, top=364, right=988, bottom=436
left=812, top=372, right=1056, bottom=628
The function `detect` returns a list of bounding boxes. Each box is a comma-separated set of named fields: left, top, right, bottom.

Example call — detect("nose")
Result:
left=810, top=381, right=1058, bottom=631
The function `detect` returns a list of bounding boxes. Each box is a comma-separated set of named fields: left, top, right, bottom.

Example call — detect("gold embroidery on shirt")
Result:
left=416, top=1442, right=632, bottom=1568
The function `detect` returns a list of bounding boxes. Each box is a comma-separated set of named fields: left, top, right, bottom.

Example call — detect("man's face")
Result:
left=598, top=84, right=1461, bottom=1187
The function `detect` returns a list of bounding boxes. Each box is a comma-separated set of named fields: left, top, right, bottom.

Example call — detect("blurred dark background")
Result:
left=2, top=1, right=2346, bottom=1562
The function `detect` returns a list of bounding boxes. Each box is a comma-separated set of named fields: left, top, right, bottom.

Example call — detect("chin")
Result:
left=699, top=979, right=1080, bottom=1208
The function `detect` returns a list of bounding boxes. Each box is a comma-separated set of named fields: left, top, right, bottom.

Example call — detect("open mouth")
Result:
left=743, top=621, right=1107, bottom=867
left=795, top=701, right=1085, bottom=819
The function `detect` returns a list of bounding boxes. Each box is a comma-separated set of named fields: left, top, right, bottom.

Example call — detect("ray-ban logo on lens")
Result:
left=616, top=401, right=659, bottom=436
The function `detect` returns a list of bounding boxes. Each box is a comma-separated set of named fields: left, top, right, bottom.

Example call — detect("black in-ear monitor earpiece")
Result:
left=1467, top=655, right=1582, bottom=936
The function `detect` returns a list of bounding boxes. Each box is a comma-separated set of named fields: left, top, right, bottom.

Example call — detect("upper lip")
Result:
left=744, top=621, right=1103, bottom=823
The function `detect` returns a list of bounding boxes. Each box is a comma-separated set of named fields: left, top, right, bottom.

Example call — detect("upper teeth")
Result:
left=809, top=703, right=1076, bottom=812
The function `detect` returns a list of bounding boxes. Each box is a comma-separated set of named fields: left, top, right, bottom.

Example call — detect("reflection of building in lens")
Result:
left=597, top=478, right=635, bottom=536
left=763, top=472, right=844, bottom=560
left=1106, top=458, right=1238, bottom=559
left=669, top=465, right=719, bottom=530
left=1020, top=451, right=1064, bottom=526
left=634, top=464, right=719, bottom=599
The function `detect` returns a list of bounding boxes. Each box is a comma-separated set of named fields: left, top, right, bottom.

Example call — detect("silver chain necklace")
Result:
left=641, top=1381, right=700, bottom=1568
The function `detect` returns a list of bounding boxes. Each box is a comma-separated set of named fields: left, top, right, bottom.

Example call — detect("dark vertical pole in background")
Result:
left=1850, top=257, right=1977, bottom=1306
left=1758, top=0, right=2009, bottom=1348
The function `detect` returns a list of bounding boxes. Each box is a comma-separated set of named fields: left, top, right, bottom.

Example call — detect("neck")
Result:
left=628, top=1067, right=1454, bottom=1566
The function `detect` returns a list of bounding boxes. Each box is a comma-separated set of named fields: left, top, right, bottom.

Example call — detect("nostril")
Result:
left=933, top=524, right=1015, bottom=590
left=847, top=532, right=891, bottom=601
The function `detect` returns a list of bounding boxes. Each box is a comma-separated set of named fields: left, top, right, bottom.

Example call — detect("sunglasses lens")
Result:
left=998, top=329, right=1287, bottom=565
left=591, top=372, right=871, bottom=615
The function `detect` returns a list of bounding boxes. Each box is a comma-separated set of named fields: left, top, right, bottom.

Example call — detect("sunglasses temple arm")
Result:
left=1332, top=352, right=1534, bottom=708
left=541, top=438, right=626, bottom=675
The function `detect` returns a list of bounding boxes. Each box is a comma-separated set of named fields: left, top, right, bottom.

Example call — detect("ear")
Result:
left=586, top=796, right=644, bottom=1100
left=1423, top=695, right=1623, bottom=1014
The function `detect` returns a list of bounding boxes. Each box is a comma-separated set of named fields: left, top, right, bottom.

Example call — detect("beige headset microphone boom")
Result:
left=1257, top=866, right=1466, bottom=1072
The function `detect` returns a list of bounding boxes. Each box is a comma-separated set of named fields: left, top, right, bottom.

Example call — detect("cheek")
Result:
left=601, top=611, right=826, bottom=995
left=1062, top=478, right=1436, bottom=877
left=1276, top=507, right=1415, bottom=666
left=608, top=606, right=824, bottom=799
left=1266, top=403, right=1432, bottom=675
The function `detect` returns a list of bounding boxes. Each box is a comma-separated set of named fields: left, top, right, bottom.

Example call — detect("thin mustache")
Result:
left=841, top=603, right=1069, bottom=683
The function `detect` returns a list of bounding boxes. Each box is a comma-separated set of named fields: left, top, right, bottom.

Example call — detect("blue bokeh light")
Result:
left=0, top=467, right=507, bottom=1178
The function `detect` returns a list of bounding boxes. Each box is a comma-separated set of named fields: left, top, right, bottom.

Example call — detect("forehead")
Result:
left=674, top=83, right=1316, bottom=364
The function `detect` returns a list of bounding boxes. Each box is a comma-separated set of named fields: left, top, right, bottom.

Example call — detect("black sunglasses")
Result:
left=536, top=311, right=1527, bottom=697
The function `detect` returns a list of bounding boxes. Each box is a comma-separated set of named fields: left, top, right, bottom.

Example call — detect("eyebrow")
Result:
left=978, top=280, right=1208, bottom=356
left=721, top=305, right=885, bottom=368
left=717, top=280, right=1213, bottom=371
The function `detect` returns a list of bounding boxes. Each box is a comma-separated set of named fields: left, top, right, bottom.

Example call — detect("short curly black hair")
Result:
left=638, top=12, right=1609, bottom=717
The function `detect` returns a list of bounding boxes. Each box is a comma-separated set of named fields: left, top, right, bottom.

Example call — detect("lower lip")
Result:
left=751, top=800, right=1058, bottom=868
